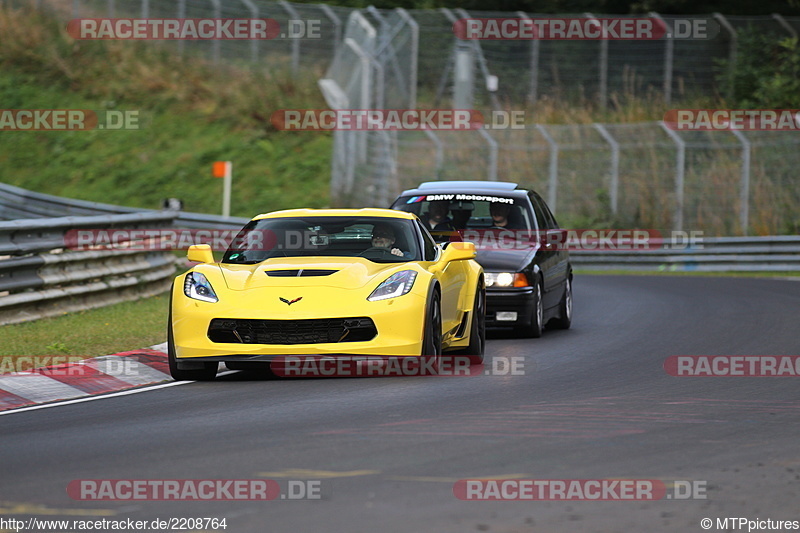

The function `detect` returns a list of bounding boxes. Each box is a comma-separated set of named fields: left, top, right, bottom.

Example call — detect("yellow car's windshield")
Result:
left=222, top=216, right=422, bottom=264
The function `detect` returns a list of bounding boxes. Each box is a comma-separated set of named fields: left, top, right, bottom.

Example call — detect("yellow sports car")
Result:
left=168, top=208, right=485, bottom=380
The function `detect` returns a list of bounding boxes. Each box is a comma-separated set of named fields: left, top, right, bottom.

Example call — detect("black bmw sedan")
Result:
left=390, top=181, right=572, bottom=337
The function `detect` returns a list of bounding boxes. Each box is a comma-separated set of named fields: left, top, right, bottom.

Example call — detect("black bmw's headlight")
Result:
left=485, top=272, right=529, bottom=288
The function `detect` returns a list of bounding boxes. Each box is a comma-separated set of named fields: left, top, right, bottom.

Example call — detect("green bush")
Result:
left=716, top=28, right=800, bottom=107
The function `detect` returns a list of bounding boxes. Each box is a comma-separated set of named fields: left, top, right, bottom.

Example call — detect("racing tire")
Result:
left=548, top=275, right=572, bottom=330
left=516, top=276, right=543, bottom=338
left=421, top=290, right=442, bottom=373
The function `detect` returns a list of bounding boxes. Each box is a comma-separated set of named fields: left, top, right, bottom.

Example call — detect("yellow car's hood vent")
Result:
left=265, top=269, right=338, bottom=277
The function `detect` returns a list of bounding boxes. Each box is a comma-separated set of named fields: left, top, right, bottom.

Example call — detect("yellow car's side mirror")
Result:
left=187, top=244, right=214, bottom=264
left=442, top=241, right=477, bottom=262
left=431, top=241, right=477, bottom=272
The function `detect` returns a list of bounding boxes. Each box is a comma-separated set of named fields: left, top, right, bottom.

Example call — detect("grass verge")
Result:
left=0, top=292, right=169, bottom=362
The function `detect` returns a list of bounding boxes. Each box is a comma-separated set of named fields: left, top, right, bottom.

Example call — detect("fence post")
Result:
left=141, top=0, right=149, bottom=19
left=395, top=8, right=419, bottom=109
left=451, top=8, right=501, bottom=111
left=649, top=12, right=673, bottom=106
left=585, top=13, right=608, bottom=110
left=177, top=0, right=186, bottom=57
left=210, top=0, right=221, bottom=64
left=240, top=0, right=259, bottom=63
left=536, top=125, right=559, bottom=213
left=73, top=0, right=79, bottom=18
left=713, top=13, right=737, bottom=99
left=517, top=11, right=540, bottom=105
left=370, top=6, right=412, bottom=109
left=108, top=0, right=115, bottom=17
left=660, top=121, right=686, bottom=232
left=440, top=8, right=473, bottom=110
left=771, top=13, right=798, bottom=38
left=423, top=130, right=445, bottom=179
left=731, top=129, right=751, bottom=235
left=372, top=131, right=396, bottom=206
left=343, top=37, right=378, bottom=162
left=593, top=124, right=620, bottom=214
left=319, top=4, right=342, bottom=57
left=453, top=41, right=475, bottom=110
left=329, top=131, right=348, bottom=205
left=279, top=0, right=301, bottom=77
left=477, top=129, right=498, bottom=181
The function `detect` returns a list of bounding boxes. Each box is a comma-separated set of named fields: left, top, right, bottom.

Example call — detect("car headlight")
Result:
left=184, top=272, right=218, bottom=303
left=485, top=272, right=529, bottom=288
left=367, top=270, right=418, bottom=301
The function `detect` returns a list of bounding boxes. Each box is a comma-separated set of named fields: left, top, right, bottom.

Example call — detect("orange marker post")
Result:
left=212, top=161, right=232, bottom=218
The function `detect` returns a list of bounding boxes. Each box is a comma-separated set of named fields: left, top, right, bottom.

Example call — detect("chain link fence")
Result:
left=25, top=0, right=800, bottom=104
left=389, top=123, right=800, bottom=236
left=16, top=0, right=800, bottom=235
left=27, top=0, right=350, bottom=74
left=320, top=6, right=800, bottom=235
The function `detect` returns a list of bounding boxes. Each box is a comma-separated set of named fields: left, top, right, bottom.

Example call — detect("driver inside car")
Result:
left=370, top=224, right=407, bottom=257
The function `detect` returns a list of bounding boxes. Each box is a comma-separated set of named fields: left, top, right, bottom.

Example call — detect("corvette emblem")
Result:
left=280, top=297, right=303, bottom=305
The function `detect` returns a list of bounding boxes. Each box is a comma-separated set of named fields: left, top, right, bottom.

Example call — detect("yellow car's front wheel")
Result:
left=453, top=286, right=486, bottom=364
left=421, top=289, right=442, bottom=357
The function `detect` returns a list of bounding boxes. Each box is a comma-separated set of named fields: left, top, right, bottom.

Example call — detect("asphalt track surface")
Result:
left=2, top=275, right=800, bottom=533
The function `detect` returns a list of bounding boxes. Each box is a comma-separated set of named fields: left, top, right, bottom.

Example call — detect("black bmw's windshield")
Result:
left=390, top=195, right=536, bottom=249
left=391, top=195, right=533, bottom=231
left=222, top=216, right=422, bottom=264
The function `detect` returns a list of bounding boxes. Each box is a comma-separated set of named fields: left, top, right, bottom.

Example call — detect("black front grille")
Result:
left=265, top=269, right=337, bottom=277
left=208, top=317, right=377, bottom=345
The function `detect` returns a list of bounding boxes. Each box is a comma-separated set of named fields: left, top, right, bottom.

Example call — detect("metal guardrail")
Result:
left=172, top=210, right=250, bottom=230
left=0, top=181, right=255, bottom=325
left=0, top=182, right=250, bottom=229
left=0, top=212, right=179, bottom=325
left=570, top=236, right=800, bottom=272
left=0, top=212, right=179, bottom=255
